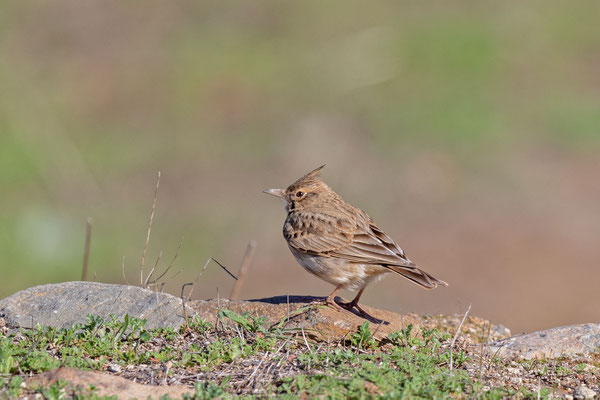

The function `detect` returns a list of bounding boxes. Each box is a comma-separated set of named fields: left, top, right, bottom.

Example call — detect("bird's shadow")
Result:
left=248, top=295, right=388, bottom=325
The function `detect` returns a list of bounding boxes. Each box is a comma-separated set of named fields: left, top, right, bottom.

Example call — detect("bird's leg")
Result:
left=325, top=284, right=346, bottom=311
left=309, top=284, right=345, bottom=312
left=339, top=287, right=368, bottom=316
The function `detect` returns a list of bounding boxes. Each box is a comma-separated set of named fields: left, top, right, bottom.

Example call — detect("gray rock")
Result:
left=573, top=386, right=597, bottom=399
left=492, top=324, right=511, bottom=338
left=0, top=282, right=195, bottom=330
left=488, top=323, right=600, bottom=360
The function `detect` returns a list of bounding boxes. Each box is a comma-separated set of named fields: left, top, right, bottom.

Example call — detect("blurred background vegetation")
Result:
left=1, top=1, right=599, bottom=333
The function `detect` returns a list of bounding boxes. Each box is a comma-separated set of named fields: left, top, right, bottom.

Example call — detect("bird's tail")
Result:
left=384, top=263, right=448, bottom=289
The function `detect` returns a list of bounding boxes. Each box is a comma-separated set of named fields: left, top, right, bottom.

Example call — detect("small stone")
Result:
left=584, top=364, right=599, bottom=374
left=107, top=363, right=121, bottom=373
left=507, top=367, right=521, bottom=375
left=493, top=324, right=511, bottom=337
left=573, top=386, right=596, bottom=399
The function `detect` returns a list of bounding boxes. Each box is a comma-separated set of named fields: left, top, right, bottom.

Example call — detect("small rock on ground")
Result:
left=573, top=385, right=597, bottom=399
left=26, top=367, right=193, bottom=399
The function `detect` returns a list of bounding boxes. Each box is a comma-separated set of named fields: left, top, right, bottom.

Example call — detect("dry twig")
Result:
left=301, top=327, right=312, bottom=354
left=450, top=304, right=472, bottom=376
left=140, top=171, right=161, bottom=286
left=479, top=320, right=492, bottom=379
left=144, top=250, right=162, bottom=287
left=211, top=258, right=238, bottom=281
left=81, top=217, right=92, bottom=281
left=180, top=282, right=193, bottom=331
left=146, top=238, right=183, bottom=286
left=122, top=256, right=130, bottom=285
left=186, top=257, right=212, bottom=301
left=230, top=240, right=256, bottom=300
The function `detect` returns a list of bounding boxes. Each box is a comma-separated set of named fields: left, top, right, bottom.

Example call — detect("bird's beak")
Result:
left=263, top=188, right=285, bottom=199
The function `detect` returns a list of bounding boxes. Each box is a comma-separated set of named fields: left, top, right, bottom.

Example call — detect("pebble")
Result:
left=573, top=386, right=597, bottom=399
left=107, top=363, right=122, bottom=373
left=492, top=324, right=511, bottom=337
left=583, top=365, right=599, bottom=374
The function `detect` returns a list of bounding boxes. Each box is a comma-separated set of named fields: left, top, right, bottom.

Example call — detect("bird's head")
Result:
left=263, top=165, right=335, bottom=212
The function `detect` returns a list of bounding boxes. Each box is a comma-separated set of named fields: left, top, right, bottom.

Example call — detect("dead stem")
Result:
left=211, top=258, right=238, bottom=281
left=450, top=304, right=472, bottom=377
left=230, top=240, right=256, bottom=300
left=180, top=282, right=193, bottom=331
left=122, top=256, right=130, bottom=285
left=140, top=171, right=160, bottom=286
left=81, top=217, right=92, bottom=281
left=186, top=257, right=212, bottom=302
left=146, top=237, right=183, bottom=286
left=144, top=250, right=163, bottom=287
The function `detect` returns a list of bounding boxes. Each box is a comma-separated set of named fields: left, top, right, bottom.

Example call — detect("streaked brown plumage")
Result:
left=264, top=165, right=447, bottom=315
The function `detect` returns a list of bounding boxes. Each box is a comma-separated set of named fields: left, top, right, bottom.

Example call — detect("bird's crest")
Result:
left=287, top=165, right=326, bottom=191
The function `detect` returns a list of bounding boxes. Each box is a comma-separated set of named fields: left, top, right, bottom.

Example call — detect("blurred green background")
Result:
left=1, top=1, right=599, bottom=333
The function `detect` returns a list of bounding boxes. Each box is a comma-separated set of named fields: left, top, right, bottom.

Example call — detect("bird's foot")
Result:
left=311, top=297, right=382, bottom=322
left=338, top=300, right=369, bottom=316
left=309, top=296, right=345, bottom=312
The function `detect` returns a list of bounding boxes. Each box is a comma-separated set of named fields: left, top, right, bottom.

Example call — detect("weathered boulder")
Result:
left=488, top=323, right=600, bottom=360
left=0, top=282, right=192, bottom=330
left=189, top=295, right=510, bottom=343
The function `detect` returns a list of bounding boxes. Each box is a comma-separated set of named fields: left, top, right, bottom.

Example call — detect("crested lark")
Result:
left=264, top=165, right=447, bottom=315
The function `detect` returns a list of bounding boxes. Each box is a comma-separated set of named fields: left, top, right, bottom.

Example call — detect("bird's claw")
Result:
left=313, top=296, right=369, bottom=317
left=310, top=297, right=345, bottom=312
left=338, top=300, right=369, bottom=316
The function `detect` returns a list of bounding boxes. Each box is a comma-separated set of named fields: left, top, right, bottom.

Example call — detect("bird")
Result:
left=263, top=165, right=447, bottom=315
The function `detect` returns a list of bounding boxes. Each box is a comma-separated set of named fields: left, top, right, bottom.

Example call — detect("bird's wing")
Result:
left=327, top=215, right=415, bottom=267
left=286, top=210, right=447, bottom=289
left=285, top=210, right=411, bottom=266
left=328, top=213, right=447, bottom=288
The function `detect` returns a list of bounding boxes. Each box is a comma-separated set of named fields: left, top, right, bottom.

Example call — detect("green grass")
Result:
left=3, top=311, right=582, bottom=399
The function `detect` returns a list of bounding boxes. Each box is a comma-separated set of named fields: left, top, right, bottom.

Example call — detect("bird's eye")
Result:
left=295, top=191, right=305, bottom=198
